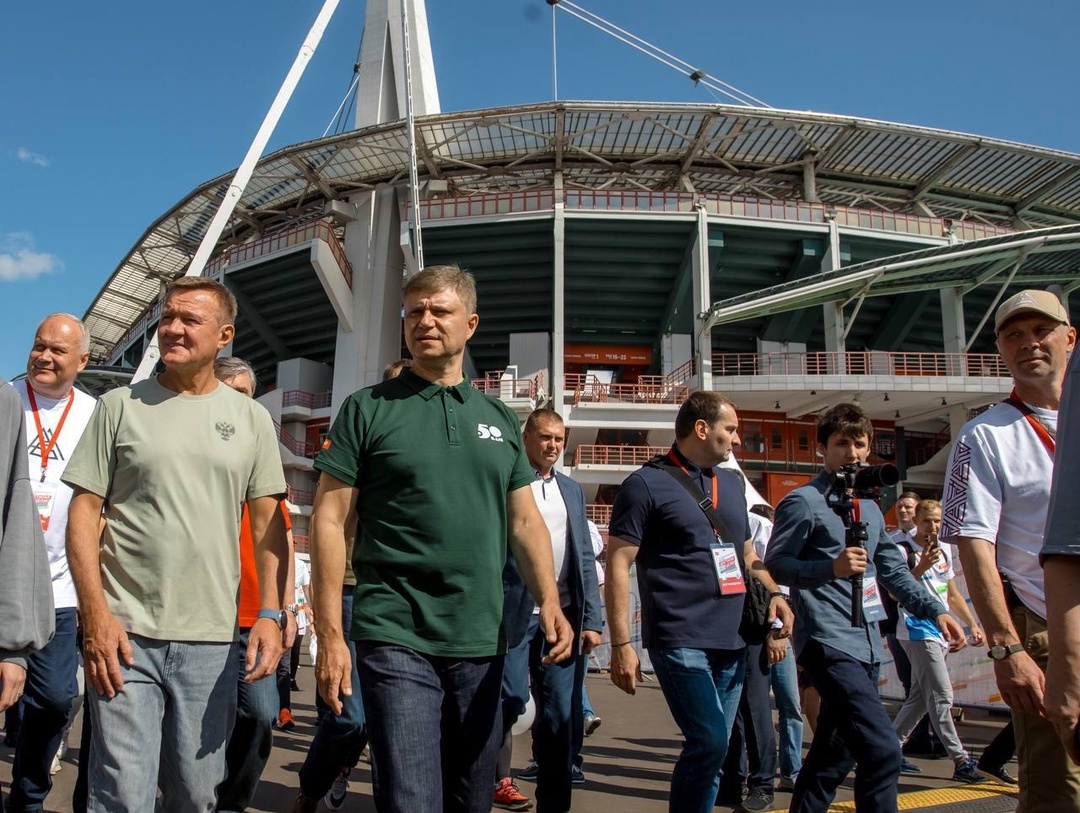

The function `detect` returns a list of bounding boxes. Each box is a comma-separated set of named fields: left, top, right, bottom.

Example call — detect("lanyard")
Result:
left=1005, top=388, right=1055, bottom=458
left=27, top=386, right=74, bottom=482
left=667, top=449, right=717, bottom=509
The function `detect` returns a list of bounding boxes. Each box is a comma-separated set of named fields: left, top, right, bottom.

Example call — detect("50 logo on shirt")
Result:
left=476, top=423, right=504, bottom=442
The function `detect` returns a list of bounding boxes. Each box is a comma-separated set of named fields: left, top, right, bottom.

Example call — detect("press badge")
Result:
left=861, top=562, right=886, bottom=623
left=711, top=542, right=746, bottom=595
left=32, top=482, right=58, bottom=532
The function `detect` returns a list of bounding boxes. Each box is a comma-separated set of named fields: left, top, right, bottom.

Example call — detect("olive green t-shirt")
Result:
left=62, top=378, right=286, bottom=642
left=315, top=369, right=534, bottom=657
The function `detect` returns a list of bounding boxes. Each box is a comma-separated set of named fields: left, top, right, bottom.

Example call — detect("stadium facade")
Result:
left=79, top=0, right=1080, bottom=552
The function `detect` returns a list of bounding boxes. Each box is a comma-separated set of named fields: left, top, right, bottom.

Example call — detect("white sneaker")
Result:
left=50, top=754, right=62, bottom=775
left=324, top=772, right=349, bottom=811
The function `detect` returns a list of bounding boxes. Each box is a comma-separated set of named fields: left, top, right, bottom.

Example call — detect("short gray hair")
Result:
left=213, top=356, right=257, bottom=390
left=39, top=313, right=90, bottom=355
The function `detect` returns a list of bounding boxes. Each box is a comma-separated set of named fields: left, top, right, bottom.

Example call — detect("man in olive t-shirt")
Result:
left=63, top=278, right=289, bottom=812
left=307, top=266, right=573, bottom=813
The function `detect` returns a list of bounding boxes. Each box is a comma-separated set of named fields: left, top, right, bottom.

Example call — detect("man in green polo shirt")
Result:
left=308, top=265, right=572, bottom=813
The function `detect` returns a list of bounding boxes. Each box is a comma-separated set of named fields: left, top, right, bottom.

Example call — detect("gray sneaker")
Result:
left=324, top=771, right=349, bottom=811
left=952, top=759, right=988, bottom=784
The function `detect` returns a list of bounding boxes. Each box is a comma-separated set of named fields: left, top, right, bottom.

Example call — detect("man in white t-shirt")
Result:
left=892, top=500, right=984, bottom=783
left=941, top=288, right=1080, bottom=810
left=8, top=313, right=95, bottom=813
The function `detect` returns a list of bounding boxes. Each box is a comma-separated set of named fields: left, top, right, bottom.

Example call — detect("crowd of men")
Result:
left=0, top=276, right=1078, bottom=813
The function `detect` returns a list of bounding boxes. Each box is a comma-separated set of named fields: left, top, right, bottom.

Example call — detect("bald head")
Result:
left=27, top=313, right=90, bottom=399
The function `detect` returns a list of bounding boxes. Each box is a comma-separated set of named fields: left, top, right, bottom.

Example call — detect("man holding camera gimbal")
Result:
left=766, top=403, right=965, bottom=813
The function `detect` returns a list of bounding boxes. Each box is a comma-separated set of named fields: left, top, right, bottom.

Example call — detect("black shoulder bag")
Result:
left=646, top=456, right=774, bottom=645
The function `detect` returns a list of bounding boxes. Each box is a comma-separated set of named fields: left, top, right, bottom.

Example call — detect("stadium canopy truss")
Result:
left=83, top=101, right=1080, bottom=362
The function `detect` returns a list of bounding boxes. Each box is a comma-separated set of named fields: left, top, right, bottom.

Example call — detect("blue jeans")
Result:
left=502, top=612, right=582, bottom=813
left=770, top=641, right=803, bottom=782
left=7, top=608, right=79, bottom=812
left=649, top=646, right=745, bottom=813
left=299, top=588, right=367, bottom=800
left=791, top=640, right=902, bottom=813
left=86, top=635, right=238, bottom=813
left=358, top=642, right=503, bottom=813
left=216, top=628, right=279, bottom=812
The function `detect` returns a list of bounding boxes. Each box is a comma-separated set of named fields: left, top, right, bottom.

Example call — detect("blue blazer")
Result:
left=502, top=472, right=603, bottom=650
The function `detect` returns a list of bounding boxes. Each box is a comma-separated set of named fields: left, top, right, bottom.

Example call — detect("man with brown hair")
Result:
left=63, top=277, right=290, bottom=811
left=310, top=265, right=572, bottom=812
left=767, top=402, right=963, bottom=813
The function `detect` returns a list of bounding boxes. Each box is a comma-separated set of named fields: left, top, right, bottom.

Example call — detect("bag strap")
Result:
left=646, top=456, right=748, bottom=574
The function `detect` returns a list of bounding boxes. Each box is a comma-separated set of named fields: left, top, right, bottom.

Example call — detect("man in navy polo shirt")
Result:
left=606, top=391, right=792, bottom=813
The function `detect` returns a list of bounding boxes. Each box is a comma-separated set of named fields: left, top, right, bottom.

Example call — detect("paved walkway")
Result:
left=2, top=666, right=1019, bottom=812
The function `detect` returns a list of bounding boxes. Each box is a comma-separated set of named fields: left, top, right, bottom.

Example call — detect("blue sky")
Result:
left=2, top=0, right=1078, bottom=380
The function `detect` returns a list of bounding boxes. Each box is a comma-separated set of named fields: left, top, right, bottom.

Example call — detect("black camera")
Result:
left=831, top=462, right=899, bottom=497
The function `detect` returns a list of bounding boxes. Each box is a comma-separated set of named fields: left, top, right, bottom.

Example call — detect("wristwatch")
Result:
left=285, top=603, right=299, bottom=615
left=987, top=642, right=1024, bottom=660
left=257, top=608, right=288, bottom=630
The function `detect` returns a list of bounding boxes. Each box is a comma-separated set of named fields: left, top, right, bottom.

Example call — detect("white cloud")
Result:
left=0, top=233, right=63, bottom=281
left=16, top=147, right=49, bottom=167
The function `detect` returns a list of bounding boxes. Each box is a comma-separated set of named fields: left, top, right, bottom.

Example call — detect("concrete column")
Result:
left=552, top=200, right=566, bottom=416
left=940, top=287, right=967, bottom=375
left=693, top=204, right=713, bottom=392
left=821, top=217, right=844, bottom=373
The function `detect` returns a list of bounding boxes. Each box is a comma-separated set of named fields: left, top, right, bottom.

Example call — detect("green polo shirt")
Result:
left=315, top=369, right=534, bottom=657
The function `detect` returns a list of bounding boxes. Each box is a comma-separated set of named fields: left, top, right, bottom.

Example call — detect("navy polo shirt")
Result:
left=609, top=446, right=749, bottom=651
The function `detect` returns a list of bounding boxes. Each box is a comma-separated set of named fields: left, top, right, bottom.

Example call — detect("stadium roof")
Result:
left=83, top=101, right=1080, bottom=360
left=703, top=223, right=1080, bottom=337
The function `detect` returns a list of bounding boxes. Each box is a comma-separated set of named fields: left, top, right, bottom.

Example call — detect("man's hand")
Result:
left=581, top=630, right=602, bottom=655
left=610, top=644, right=641, bottom=695
left=0, top=663, right=26, bottom=712
left=833, top=548, right=867, bottom=578
left=995, top=649, right=1046, bottom=717
left=769, top=595, right=794, bottom=638
left=913, top=545, right=943, bottom=577
left=82, top=610, right=134, bottom=698
left=766, top=634, right=788, bottom=666
left=315, top=633, right=353, bottom=716
left=244, top=617, right=284, bottom=683
left=539, top=603, right=574, bottom=664
left=937, top=614, right=967, bottom=652
left=967, top=625, right=985, bottom=647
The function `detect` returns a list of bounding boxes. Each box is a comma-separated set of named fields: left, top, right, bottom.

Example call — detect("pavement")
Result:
left=2, top=665, right=1020, bottom=812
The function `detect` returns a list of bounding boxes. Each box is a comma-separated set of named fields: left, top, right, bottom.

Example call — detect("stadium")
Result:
left=78, top=0, right=1080, bottom=577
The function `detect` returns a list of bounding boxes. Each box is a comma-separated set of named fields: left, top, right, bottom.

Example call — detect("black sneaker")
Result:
left=571, top=765, right=585, bottom=785
left=952, top=759, right=987, bottom=784
left=739, top=788, right=774, bottom=812
left=516, top=762, right=538, bottom=782
left=977, top=763, right=1018, bottom=785
left=899, top=758, right=922, bottom=775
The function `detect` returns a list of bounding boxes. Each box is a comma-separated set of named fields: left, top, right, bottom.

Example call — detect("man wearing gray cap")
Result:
left=941, top=289, right=1080, bottom=810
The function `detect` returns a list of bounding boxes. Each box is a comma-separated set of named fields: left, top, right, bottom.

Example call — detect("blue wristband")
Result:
left=257, top=609, right=280, bottom=622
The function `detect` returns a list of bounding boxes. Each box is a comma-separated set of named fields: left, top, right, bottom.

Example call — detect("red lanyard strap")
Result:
left=1004, top=389, right=1055, bottom=458
left=667, top=449, right=717, bottom=508
left=27, top=386, right=74, bottom=481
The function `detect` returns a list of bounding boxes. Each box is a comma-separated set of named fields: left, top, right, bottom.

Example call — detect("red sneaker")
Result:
left=493, top=777, right=532, bottom=810
left=277, top=708, right=296, bottom=731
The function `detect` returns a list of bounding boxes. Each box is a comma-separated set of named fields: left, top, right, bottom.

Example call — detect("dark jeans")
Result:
left=299, top=589, right=368, bottom=800
left=276, top=634, right=302, bottom=711
left=216, top=627, right=279, bottom=812
left=978, top=720, right=1015, bottom=771
left=358, top=642, right=504, bottom=813
left=722, top=642, right=777, bottom=797
left=8, top=608, right=79, bottom=812
left=502, top=612, right=583, bottom=813
left=791, top=640, right=902, bottom=813
left=649, top=646, right=745, bottom=813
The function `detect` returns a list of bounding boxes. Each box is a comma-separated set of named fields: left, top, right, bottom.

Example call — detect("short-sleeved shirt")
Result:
left=237, top=501, right=292, bottom=628
left=1043, top=349, right=1080, bottom=561
left=897, top=541, right=954, bottom=645
left=62, top=378, right=286, bottom=642
left=14, top=380, right=96, bottom=609
left=314, top=369, right=534, bottom=658
left=940, top=400, right=1056, bottom=619
left=608, top=446, right=748, bottom=651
